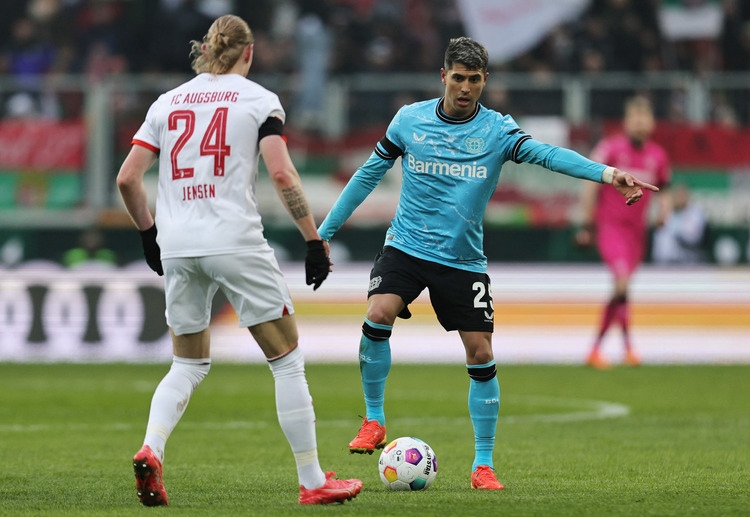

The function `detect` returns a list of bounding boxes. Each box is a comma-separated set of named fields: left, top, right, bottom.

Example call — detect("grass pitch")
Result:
left=1, top=362, right=748, bottom=516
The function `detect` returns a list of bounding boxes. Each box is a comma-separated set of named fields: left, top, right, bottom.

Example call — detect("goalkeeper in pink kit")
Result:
left=576, top=95, right=672, bottom=368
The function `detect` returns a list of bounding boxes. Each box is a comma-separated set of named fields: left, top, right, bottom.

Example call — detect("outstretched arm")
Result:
left=516, top=139, right=659, bottom=204
left=318, top=152, right=393, bottom=240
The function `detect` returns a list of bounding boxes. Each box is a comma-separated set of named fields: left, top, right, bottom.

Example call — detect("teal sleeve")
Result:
left=318, top=152, right=393, bottom=240
left=516, top=138, right=606, bottom=182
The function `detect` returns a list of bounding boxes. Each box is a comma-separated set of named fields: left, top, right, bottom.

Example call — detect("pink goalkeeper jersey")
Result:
left=590, top=133, right=671, bottom=233
left=132, top=73, right=284, bottom=259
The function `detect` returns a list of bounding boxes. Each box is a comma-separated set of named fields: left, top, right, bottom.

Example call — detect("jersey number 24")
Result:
left=168, top=108, right=230, bottom=180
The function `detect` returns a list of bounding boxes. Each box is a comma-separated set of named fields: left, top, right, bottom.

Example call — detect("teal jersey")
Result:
left=319, top=98, right=606, bottom=272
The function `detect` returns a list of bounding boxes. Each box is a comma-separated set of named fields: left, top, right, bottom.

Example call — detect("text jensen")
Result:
left=182, top=184, right=216, bottom=201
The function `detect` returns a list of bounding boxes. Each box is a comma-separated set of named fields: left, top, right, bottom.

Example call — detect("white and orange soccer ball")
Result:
left=378, top=436, right=438, bottom=491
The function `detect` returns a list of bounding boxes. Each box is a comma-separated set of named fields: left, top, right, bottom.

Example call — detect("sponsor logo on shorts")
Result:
left=369, top=276, right=382, bottom=292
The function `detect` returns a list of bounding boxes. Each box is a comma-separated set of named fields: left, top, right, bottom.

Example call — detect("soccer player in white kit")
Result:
left=116, top=14, right=361, bottom=507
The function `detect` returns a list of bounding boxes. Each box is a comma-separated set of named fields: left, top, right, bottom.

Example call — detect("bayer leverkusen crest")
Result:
left=464, top=137, right=484, bottom=154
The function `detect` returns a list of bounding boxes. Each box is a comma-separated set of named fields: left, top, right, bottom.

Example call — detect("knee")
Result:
left=172, top=357, right=211, bottom=390
left=366, top=306, right=392, bottom=326
left=365, top=294, right=403, bottom=325
left=463, top=335, right=494, bottom=365
left=367, top=300, right=404, bottom=326
left=614, top=277, right=630, bottom=295
left=468, top=349, right=494, bottom=366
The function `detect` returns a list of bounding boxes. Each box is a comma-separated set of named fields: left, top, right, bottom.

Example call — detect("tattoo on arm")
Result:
left=281, top=186, right=310, bottom=220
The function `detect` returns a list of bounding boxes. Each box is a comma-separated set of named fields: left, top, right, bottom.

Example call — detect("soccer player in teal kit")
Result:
left=318, top=37, right=657, bottom=490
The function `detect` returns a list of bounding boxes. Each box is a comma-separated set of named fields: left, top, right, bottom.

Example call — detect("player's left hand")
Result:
left=612, top=168, right=659, bottom=205
left=139, top=224, right=164, bottom=276
left=575, top=225, right=594, bottom=247
left=305, top=240, right=331, bottom=290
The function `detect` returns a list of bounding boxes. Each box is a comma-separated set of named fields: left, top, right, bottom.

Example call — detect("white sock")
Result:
left=267, top=347, right=326, bottom=489
left=143, top=356, right=211, bottom=462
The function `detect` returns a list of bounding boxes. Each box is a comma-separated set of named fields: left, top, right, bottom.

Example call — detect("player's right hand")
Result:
left=612, top=168, right=659, bottom=205
left=305, top=240, right=331, bottom=290
left=139, top=224, right=164, bottom=276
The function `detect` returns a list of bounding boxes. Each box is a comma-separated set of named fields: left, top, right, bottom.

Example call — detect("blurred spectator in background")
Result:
left=576, top=95, right=672, bottom=369
left=146, top=0, right=214, bottom=73
left=0, top=0, right=747, bottom=80
left=28, top=0, right=76, bottom=73
left=0, top=236, right=25, bottom=268
left=292, top=0, right=333, bottom=131
left=71, top=0, right=129, bottom=79
left=0, top=16, right=59, bottom=118
left=0, top=17, right=57, bottom=82
left=652, top=183, right=708, bottom=265
left=506, top=0, right=664, bottom=75
left=719, top=0, right=750, bottom=71
left=62, top=227, right=117, bottom=268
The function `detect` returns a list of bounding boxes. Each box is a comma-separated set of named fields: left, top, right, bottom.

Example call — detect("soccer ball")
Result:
left=378, top=436, right=438, bottom=491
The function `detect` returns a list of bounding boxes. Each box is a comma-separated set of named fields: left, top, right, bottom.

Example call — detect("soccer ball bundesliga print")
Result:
left=378, top=437, right=438, bottom=490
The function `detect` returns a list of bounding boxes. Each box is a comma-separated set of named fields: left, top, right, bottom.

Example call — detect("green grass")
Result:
left=1, top=363, right=748, bottom=516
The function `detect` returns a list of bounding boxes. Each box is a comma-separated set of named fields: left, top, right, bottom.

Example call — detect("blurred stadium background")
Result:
left=0, top=0, right=748, bottom=363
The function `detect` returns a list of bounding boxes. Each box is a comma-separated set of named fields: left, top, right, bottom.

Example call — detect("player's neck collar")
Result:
left=436, top=97, right=480, bottom=124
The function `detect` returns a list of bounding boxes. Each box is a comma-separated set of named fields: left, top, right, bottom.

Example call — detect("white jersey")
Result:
left=132, top=73, right=284, bottom=259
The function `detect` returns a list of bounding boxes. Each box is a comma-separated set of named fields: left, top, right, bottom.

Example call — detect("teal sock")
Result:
left=359, top=318, right=392, bottom=426
left=467, top=361, right=499, bottom=470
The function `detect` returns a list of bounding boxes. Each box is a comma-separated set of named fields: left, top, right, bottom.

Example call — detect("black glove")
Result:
left=139, top=224, right=164, bottom=276
left=305, top=240, right=329, bottom=290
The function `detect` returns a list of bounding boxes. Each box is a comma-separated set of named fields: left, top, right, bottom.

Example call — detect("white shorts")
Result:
left=163, top=248, right=294, bottom=335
